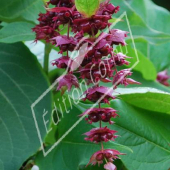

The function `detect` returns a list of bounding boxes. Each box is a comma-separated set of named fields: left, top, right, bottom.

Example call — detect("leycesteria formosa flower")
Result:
left=113, top=69, right=141, bottom=89
left=83, top=86, right=116, bottom=104
left=57, top=74, right=79, bottom=94
left=87, top=149, right=124, bottom=166
left=80, top=108, right=118, bottom=124
left=33, top=0, right=140, bottom=170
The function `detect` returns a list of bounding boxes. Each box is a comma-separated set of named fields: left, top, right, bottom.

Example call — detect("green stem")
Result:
left=44, top=43, right=52, bottom=75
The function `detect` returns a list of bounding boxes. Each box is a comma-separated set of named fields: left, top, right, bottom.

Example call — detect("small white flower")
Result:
left=31, top=165, right=39, bottom=170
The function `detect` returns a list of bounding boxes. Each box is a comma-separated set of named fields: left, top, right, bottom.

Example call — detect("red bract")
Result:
left=52, top=56, right=73, bottom=69
left=57, top=74, right=79, bottom=94
left=108, top=29, right=128, bottom=46
left=53, top=35, right=78, bottom=53
left=84, top=127, right=117, bottom=143
left=80, top=108, right=118, bottom=124
left=113, top=53, right=130, bottom=66
left=113, top=69, right=141, bottom=89
left=98, top=0, right=120, bottom=15
left=157, top=70, right=170, bottom=86
left=32, top=12, right=59, bottom=43
left=83, top=86, right=116, bottom=104
left=73, top=15, right=111, bottom=35
left=79, top=61, right=114, bottom=84
left=87, top=149, right=123, bottom=166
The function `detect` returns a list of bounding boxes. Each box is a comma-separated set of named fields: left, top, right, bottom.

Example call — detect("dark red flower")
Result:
left=84, top=127, right=117, bottom=143
left=57, top=73, right=79, bottom=94
left=80, top=108, right=118, bottom=124
left=52, top=56, right=73, bottom=69
left=157, top=70, right=170, bottom=86
left=79, top=61, right=114, bottom=84
left=87, top=149, right=123, bottom=166
left=113, top=53, right=130, bottom=66
left=83, top=86, right=116, bottom=104
left=107, top=29, right=128, bottom=46
left=53, top=35, right=78, bottom=53
left=72, top=15, right=111, bottom=35
left=113, top=69, right=141, bottom=89
left=32, top=12, right=59, bottom=43
left=97, top=0, right=120, bottom=15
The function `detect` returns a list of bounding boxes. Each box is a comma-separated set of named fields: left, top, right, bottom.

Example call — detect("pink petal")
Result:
left=104, top=162, right=117, bottom=170
left=126, top=78, right=141, bottom=85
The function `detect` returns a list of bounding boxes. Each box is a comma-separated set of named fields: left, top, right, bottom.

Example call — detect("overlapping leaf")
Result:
left=0, top=43, right=52, bottom=170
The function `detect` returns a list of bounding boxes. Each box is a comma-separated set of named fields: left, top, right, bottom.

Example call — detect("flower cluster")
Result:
left=33, top=0, right=140, bottom=170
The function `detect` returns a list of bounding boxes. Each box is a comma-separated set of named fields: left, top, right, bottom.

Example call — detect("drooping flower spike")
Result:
left=33, top=0, right=140, bottom=170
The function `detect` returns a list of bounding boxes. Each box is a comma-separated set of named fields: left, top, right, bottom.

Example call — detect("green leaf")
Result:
left=117, top=87, right=170, bottom=114
left=116, top=45, right=157, bottom=81
left=112, top=1, right=170, bottom=44
left=0, top=22, right=35, bottom=43
left=0, top=42, right=52, bottom=170
left=0, top=0, right=45, bottom=23
left=75, top=0, right=100, bottom=17
left=112, top=0, right=170, bottom=71
left=127, top=0, right=170, bottom=34
left=109, top=100, right=170, bottom=170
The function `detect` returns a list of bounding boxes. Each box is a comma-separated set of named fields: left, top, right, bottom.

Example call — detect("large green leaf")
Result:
left=117, top=87, right=170, bottom=114
left=112, top=0, right=170, bottom=44
left=114, top=0, right=170, bottom=71
left=0, top=0, right=45, bottom=23
left=0, top=22, right=35, bottom=43
left=116, top=45, right=157, bottom=80
left=75, top=0, right=100, bottom=17
left=127, top=37, right=170, bottom=72
left=127, top=0, right=170, bottom=34
left=0, top=43, right=52, bottom=170
left=109, top=100, right=170, bottom=170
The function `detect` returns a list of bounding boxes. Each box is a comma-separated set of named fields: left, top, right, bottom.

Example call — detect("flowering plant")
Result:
left=0, top=0, right=170, bottom=170
left=33, top=0, right=141, bottom=169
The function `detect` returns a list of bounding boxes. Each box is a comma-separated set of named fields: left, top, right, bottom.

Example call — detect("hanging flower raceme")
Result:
left=33, top=0, right=140, bottom=170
